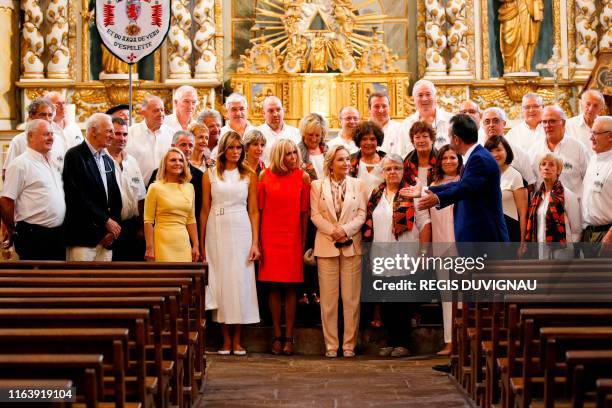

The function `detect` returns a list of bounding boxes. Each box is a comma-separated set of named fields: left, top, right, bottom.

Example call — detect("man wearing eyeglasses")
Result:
left=566, top=90, right=605, bottom=152
left=582, top=116, right=612, bottom=257
left=327, top=106, right=360, bottom=154
left=505, top=93, right=545, bottom=151
left=46, top=91, right=84, bottom=149
left=527, top=105, right=590, bottom=196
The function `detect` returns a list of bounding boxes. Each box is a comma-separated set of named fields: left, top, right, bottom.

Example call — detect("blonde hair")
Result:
left=539, top=153, right=564, bottom=176
left=157, top=147, right=192, bottom=183
left=299, top=112, right=328, bottom=142
left=323, top=145, right=349, bottom=178
left=188, top=122, right=209, bottom=136
left=215, top=131, right=252, bottom=180
left=269, top=139, right=301, bottom=175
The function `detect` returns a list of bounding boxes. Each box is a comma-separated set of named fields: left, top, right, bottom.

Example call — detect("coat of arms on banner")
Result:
left=96, top=0, right=170, bottom=64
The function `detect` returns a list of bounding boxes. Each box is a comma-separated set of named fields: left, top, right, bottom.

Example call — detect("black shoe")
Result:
left=432, top=363, right=451, bottom=373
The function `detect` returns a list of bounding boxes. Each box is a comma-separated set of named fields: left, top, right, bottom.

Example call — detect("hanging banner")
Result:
left=96, top=0, right=171, bottom=64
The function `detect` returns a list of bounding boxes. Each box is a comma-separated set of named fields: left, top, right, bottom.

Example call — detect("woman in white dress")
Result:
left=484, top=135, right=528, bottom=244
left=429, top=145, right=462, bottom=356
left=362, top=153, right=431, bottom=358
left=200, top=131, right=261, bottom=355
left=524, top=153, right=582, bottom=259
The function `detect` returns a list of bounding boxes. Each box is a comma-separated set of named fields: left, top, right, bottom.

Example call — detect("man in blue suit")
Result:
left=416, top=113, right=509, bottom=243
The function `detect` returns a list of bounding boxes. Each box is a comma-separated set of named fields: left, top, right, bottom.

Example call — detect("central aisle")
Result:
left=197, top=354, right=470, bottom=407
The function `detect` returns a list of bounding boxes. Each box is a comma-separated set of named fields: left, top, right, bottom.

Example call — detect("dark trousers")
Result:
left=14, top=221, right=65, bottom=261
left=582, top=224, right=612, bottom=258
left=112, top=217, right=145, bottom=261
left=382, top=302, right=414, bottom=349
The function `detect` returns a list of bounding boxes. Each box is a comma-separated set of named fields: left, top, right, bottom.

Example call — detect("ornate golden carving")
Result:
left=498, top=0, right=544, bottom=73
left=416, top=0, right=427, bottom=76
left=68, top=0, right=76, bottom=80
left=435, top=85, right=468, bottom=113
left=553, top=0, right=561, bottom=51
left=80, top=7, right=93, bottom=81
left=154, top=50, right=161, bottom=82
left=481, top=0, right=489, bottom=79
left=466, top=0, right=475, bottom=77
left=503, top=75, right=542, bottom=102
left=357, top=28, right=399, bottom=74
left=568, top=0, right=575, bottom=68
left=214, top=0, right=223, bottom=83
left=25, top=88, right=62, bottom=101
left=237, top=36, right=280, bottom=74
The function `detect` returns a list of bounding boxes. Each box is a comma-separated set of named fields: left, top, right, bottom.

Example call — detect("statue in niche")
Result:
left=102, top=47, right=130, bottom=74
left=498, top=0, right=544, bottom=73
left=310, top=34, right=328, bottom=72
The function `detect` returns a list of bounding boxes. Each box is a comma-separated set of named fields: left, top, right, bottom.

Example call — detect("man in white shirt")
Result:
left=481, top=107, right=536, bottom=186
left=0, top=119, right=66, bottom=260
left=528, top=106, right=590, bottom=196
left=326, top=106, right=360, bottom=154
left=369, top=92, right=408, bottom=156
left=108, top=117, right=146, bottom=261
left=46, top=91, right=84, bottom=149
left=581, top=116, right=612, bottom=257
left=505, top=93, right=545, bottom=151
left=126, top=95, right=174, bottom=184
left=565, top=89, right=605, bottom=152
left=2, top=98, right=66, bottom=179
left=403, top=79, right=453, bottom=149
left=220, top=92, right=256, bottom=138
left=164, top=85, right=198, bottom=132
left=257, top=95, right=301, bottom=165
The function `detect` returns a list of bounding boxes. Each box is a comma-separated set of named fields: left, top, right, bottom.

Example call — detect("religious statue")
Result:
left=310, top=34, right=328, bottom=72
left=498, top=0, right=544, bottom=73
left=102, top=47, right=129, bottom=74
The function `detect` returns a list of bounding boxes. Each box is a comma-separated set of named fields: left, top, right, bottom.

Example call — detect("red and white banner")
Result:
left=96, top=0, right=170, bottom=64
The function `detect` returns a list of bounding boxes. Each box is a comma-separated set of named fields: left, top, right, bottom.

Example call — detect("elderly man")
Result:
left=197, top=109, right=222, bottom=165
left=108, top=117, right=146, bottom=261
left=481, top=107, right=536, bottom=186
left=368, top=92, right=408, bottom=156
left=505, top=93, right=545, bottom=151
left=46, top=91, right=84, bottom=148
left=566, top=89, right=605, bottom=152
left=257, top=95, right=301, bottom=164
left=164, top=85, right=198, bottom=132
left=0, top=119, right=66, bottom=260
left=63, top=113, right=122, bottom=261
left=582, top=116, right=612, bottom=257
left=106, top=104, right=130, bottom=123
left=327, top=106, right=360, bottom=154
left=149, top=130, right=203, bottom=234
left=403, top=79, right=453, bottom=149
left=528, top=105, right=590, bottom=196
left=220, top=92, right=256, bottom=138
left=458, top=100, right=487, bottom=144
left=127, top=95, right=174, bottom=184
left=3, top=98, right=66, bottom=178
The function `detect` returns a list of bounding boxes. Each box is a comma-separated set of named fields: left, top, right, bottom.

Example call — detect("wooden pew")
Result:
left=566, top=351, right=612, bottom=408
left=0, top=328, right=129, bottom=407
left=0, top=379, right=74, bottom=408
left=0, top=309, right=154, bottom=408
left=0, top=354, right=105, bottom=408
left=597, top=379, right=612, bottom=408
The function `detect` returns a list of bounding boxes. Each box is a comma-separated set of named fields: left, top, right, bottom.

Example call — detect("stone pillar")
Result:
left=167, top=0, right=192, bottom=79
left=193, top=0, right=216, bottom=78
left=445, top=0, right=471, bottom=77
left=574, top=0, right=598, bottom=77
left=45, top=0, right=70, bottom=78
left=599, top=0, right=612, bottom=49
left=21, top=0, right=44, bottom=79
left=0, top=0, right=16, bottom=129
left=424, top=0, right=447, bottom=76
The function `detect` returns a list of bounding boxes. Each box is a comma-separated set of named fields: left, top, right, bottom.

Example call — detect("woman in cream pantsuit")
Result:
left=310, top=145, right=368, bottom=358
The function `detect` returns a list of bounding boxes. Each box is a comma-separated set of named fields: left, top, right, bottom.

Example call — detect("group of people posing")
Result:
left=0, top=81, right=610, bottom=359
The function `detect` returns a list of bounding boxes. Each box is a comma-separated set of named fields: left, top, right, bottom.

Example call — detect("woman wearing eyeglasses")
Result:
left=310, top=145, right=368, bottom=358
left=362, top=153, right=431, bottom=358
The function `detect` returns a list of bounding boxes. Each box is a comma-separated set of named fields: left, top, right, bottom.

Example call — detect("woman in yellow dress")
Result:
left=144, top=147, right=200, bottom=262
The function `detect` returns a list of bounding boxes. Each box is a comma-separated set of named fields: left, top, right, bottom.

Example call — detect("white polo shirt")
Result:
left=163, top=113, right=196, bottom=133
left=54, top=121, right=84, bottom=149
left=220, top=122, right=257, bottom=139
left=3, top=129, right=67, bottom=171
left=258, top=122, right=301, bottom=165
left=2, top=148, right=65, bottom=227
left=380, top=120, right=411, bottom=157
left=581, top=149, right=612, bottom=228
left=528, top=134, right=590, bottom=196
left=112, top=152, right=146, bottom=221
left=326, top=134, right=359, bottom=155
left=505, top=120, right=545, bottom=152
left=402, top=108, right=453, bottom=150
left=565, top=113, right=594, bottom=154
left=126, top=122, right=174, bottom=186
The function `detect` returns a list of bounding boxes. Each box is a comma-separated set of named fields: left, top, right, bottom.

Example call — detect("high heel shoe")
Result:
left=283, top=337, right=294, bottom=356
left=271, top=336, right=283, bottom=355
left=311, top=293, right=320, bottom=304
left=298, top=293, right=309, bottom=305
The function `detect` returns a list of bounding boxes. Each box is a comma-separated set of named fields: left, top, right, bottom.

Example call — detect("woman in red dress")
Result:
left=258, top=139, right=311, bottom=355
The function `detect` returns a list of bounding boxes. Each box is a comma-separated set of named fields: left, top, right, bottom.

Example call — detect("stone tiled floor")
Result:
left=197, top=354, right=470, bottom=407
